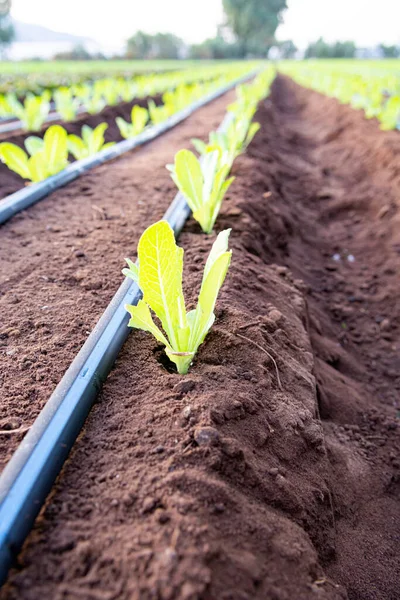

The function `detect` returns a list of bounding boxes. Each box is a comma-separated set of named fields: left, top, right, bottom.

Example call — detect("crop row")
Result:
left=122, top=69, right=273, bottom=374
left=0, top=69, right=265, bottom=185
left=0, top=69, right=273, bottom=581
left=280, top=61, right=400, bottom=130
left=0, top=60, right=253, bottom=94
left=0, top=69, right=149, bottom=96
left=0, top=64, right=255, bottom=131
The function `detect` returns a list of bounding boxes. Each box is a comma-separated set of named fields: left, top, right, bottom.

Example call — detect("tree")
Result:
left=305, top=38, right=356, bottom=59
left=222, top=0, right=287, bottom=56
left=379, top=44, right=400, bottom=58
left=332, top=40, right=356, bottom=58
left=152, top=33, right=183, bottom=59
left=277, top=39, right=297, bottom=59
left=190, top=36, right=243, bottom=59
left=305, top=38, right=331, bottom=58
left=126, top=31, right=183, bottom=59
left=0, top=0, right=14, bottom=58
left=53, top=44, right=105, bottom=61
left=126, top=31, right=153, bottom=59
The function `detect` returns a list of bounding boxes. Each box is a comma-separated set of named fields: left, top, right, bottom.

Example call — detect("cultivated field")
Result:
left=0, top=59, right=399, bottom=600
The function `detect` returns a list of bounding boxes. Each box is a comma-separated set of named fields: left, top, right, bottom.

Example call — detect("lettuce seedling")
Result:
left=7, top=92, right=51, bottom=132
left=192, top=117, right=260, bottom=168
left=380, top=95, right=400, bottom=130
left=118, top=80, right=139, bottom=103
left=0, top=94, right=13, bottom=117
left=167, top=149, right=234, bottom=234
left=116, top=105, right=148, bottom=139
left=54, top=87, right=80, bottom=122
left=67, top=123, right=115, bottom=160
left=85, top=93, right=107, bottom=115
left=148, top=99, right=172, bottom=125
left=96, top=79, right=120, bottom=107
left=123, top=220, right=231, bottom=374
left=162, top=85, right=190, bottom=113
left=0, top=124, right=69, bottom=183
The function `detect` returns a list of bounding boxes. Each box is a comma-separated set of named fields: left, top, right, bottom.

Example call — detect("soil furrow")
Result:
left=239, top=75, right=400, bottom=599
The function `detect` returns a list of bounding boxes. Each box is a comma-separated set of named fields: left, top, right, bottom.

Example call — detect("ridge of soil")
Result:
left=236, top=76, right=400, bottom=598
left=0, top=76, right=399, bottom=599
left=0, top=94, right=162, bottom=200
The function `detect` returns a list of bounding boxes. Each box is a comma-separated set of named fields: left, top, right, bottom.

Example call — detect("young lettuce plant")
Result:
left=118, top=80, right=138, bottom=103
left=167, top=149, right=234, bottom=234
left=379, top=95, right=400, bottom=130
left=0, top=94, right=13, bottom=117
left=162, top=84, right=197, bottom=114
left=192, top=117, right=260, bottom=168
left=67, top=123, right=115, bottom=160
left=54, top=87, right=80, bottom=122
left=0, top=124, right=69, bottom=183
left=116, top=105, right=148, bottom=139
left=8, top=92, right=51, bottom=132
left=123, top=220, right=232, bottom=374
left=94, top=79, right=120, bottom=107
left=148, top=99, right=172, bottom=125
left=84, top=93, right=107, bottom=115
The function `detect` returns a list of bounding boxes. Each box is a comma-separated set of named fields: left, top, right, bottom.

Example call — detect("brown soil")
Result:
left=0, top=75, right=399, bottom=599
left=0, top=95, right=162, bottom=200
left=0, top=88, right=236, bottom=469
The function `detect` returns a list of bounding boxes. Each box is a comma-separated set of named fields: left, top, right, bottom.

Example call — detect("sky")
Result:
left=10, top=0, right=400, bottom=49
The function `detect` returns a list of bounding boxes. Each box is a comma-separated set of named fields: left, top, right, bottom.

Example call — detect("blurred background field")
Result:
left=1, top=0, right=399, bottom=66
left=0, top=1, right=398, bottom=130
left=0, top=59, right=398, bottom=76
left=0, top=60, right=256, bottom=74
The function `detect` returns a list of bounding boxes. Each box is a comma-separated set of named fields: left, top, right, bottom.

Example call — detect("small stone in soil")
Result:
left=194, top=426, right=220, bottom=447
left=268, top=309, right=283, bottom=323
left=7, top=328, right=21, bottom=337
left=174, top=379, right=196, bottom=395
left=142, top=496, right=157, bottom=514
left=122, top=493, right=136, bottom=507
left=182, top=406, right=192, bottom=419
left=156, top=510, right=170, bottom=524
left=1, top=418, right=21, bottom=430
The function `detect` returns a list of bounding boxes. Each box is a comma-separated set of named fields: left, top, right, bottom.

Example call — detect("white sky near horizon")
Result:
left=10, top=0, right=400, bottom=49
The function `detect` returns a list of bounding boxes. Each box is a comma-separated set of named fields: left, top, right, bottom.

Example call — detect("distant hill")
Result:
left=7, top=20, right=105, bottom=59
left=12, top=19, right=93, bottom=44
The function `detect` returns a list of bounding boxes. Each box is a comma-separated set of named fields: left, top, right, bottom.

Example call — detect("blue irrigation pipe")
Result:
left=0, top=69, right=258, bottom=226
left=0, top=80, right=247, bottom=584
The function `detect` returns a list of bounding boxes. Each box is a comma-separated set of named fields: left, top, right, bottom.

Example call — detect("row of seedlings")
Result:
left=0, top=70, right=272, bottom=584
left=0, top=69, right=256, bottom=185
left=0, top=64, right=252, bottom=131
left=122, top=71, right=274, bottom=374
left=280, top=63, right=400, bottom=130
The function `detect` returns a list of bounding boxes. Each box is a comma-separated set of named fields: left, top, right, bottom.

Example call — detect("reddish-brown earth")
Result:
left=0, top=89, right=237, bottom=470
left=0, top=95, right=162, bottom=200
left=0, top=76, right=399, bottom=599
